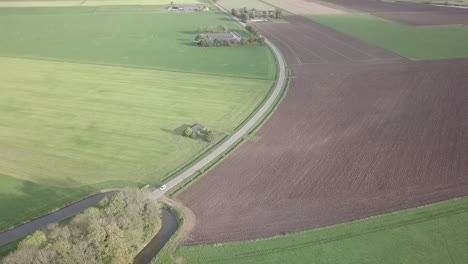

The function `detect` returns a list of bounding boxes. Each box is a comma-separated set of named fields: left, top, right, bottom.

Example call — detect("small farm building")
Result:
left=190, top=123, right=206, bottom=137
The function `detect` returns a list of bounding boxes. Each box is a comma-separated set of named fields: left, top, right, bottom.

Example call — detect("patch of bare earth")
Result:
left=177, top=15, right=468, bottom=245
left=263, top=0, right=350, bottom=15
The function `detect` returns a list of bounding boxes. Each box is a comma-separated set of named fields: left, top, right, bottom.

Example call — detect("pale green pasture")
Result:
left=0, top=57, right=272, bottom=187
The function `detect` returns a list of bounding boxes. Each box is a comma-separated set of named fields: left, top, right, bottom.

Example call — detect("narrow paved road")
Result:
left=0, top=192, right=113, bottom=246
left=0, top=5, right=287, bottom=248
left=150, top=4, right=288, bottom=200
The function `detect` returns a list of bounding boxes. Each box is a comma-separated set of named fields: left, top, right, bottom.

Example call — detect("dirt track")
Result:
left=178, top=13, right=468, bottom=244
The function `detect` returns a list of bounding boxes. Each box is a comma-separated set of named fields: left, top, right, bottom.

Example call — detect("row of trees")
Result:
left=195, top=34, right=265, bottom=47
left=197, top=24, right=228, bottom=33
left=231, top=7, right=283, bottom=22
left=1, top=189, right=161, bottom=264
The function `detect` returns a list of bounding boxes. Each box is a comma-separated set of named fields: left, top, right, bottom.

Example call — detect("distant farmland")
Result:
left=310, top=14, right=468, bottom=60
left=0, top=5, right=275, bottom=231
left=0, top=0, right=203, bottom=8
left=0, top=8, right=276, bottom=79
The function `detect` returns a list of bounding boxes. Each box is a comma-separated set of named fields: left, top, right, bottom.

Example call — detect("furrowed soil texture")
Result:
left=178, top=15, right=468, bottom=244
left=175, top=197, right=468, bottom=264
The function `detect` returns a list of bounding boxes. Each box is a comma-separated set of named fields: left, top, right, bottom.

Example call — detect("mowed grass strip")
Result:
left=0, top=57, right=272, bottom=187
left=173, top=197, right=468, bottom=264
left=310, top=14, right=468, bottom=60
left=0, top=9, right=276, bottom=79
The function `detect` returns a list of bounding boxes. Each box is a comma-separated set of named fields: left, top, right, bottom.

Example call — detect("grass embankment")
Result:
left=175, top=197, right=468, bottom=263
left=310, top=14, right=468, bottom=60
left=385, top=0, right=468, bottom=6
left=0, top=8, right=276, bottom=79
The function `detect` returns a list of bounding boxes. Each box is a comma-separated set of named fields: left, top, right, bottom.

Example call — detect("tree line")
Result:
left=1, top=189, right=161, bottom=264
left=231, top=7, right=283, bottom=22
left=194, top=24, right=265, bottom=47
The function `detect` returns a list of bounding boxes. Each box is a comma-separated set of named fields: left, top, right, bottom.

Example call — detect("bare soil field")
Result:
left=320, top=0, right=468, bottom=25
left=256, top=16, right=400, bottom=65
left=178, top=16, right=468, bottom=244
left=262, top=0, right=349, bottom=15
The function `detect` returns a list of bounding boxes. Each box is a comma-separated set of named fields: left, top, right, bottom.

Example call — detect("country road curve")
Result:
left=150, top=4, right=288, bottom=200
left=0, top=5, right=287, bottom=250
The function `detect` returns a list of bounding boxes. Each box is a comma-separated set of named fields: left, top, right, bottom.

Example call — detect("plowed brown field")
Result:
left=319, top=0, right=468, bottom=25
left=178, top=14, right=468, bottom=245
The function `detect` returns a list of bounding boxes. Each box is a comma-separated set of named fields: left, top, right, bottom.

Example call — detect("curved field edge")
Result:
left=173, top=196, right=468, bottom=264
left=150, top=70, right=290, bottom=264
left=0, top=8, right=276, bottom=80
left=0, top=56, right=273, bottom=186
left=308, top=14, right=468, bottom=60
left=0, top=55, right=274, bottom=231
left=165, top=62, right=290, bottom=199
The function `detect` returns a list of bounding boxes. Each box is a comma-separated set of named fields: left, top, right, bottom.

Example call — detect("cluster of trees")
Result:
left=194, top=34, right=265, bottom=47
left=1, top=189, right=161, bottom=264
left=184, top=127, right=215, bottom=143
left=231, top=7, right=282, bottom=22
left=197, top=24, right=228, bottom=33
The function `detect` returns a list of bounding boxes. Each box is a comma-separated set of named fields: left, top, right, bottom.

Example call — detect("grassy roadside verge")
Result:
left=176, top=196, right=468, bottom=263
left=150, top=43, right=289, bottom=263
left=168, top=65, right=289, bottom=199
left=151, top=68, right=290, bottom=263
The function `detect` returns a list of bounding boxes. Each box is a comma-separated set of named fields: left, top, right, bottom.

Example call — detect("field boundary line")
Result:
left=0, top=55, right=274, bottom=81
left=150, top=0, right=288, bottom=200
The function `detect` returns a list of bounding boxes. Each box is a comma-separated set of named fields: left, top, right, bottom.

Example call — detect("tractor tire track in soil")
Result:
left=178, top=12, right=468, bottom=244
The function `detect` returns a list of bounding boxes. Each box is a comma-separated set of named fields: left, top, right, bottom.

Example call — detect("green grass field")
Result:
left=0, top=173, right=95, bottom=231
left=0, top=7, right=276, bottom=79
left=310, top=14, right=468, bottom=60
left=0, top=5, right=276, bottom=232
left=0, top=56, right=272, bottom=187
left=0, top=0, right=202, bottom=8
left=384, top=0, right=468, bottom=6
left=172, top=197, right=468, bottom=264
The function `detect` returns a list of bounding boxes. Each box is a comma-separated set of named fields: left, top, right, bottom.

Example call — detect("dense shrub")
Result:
left=1, top=189, right=161, bottom=264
